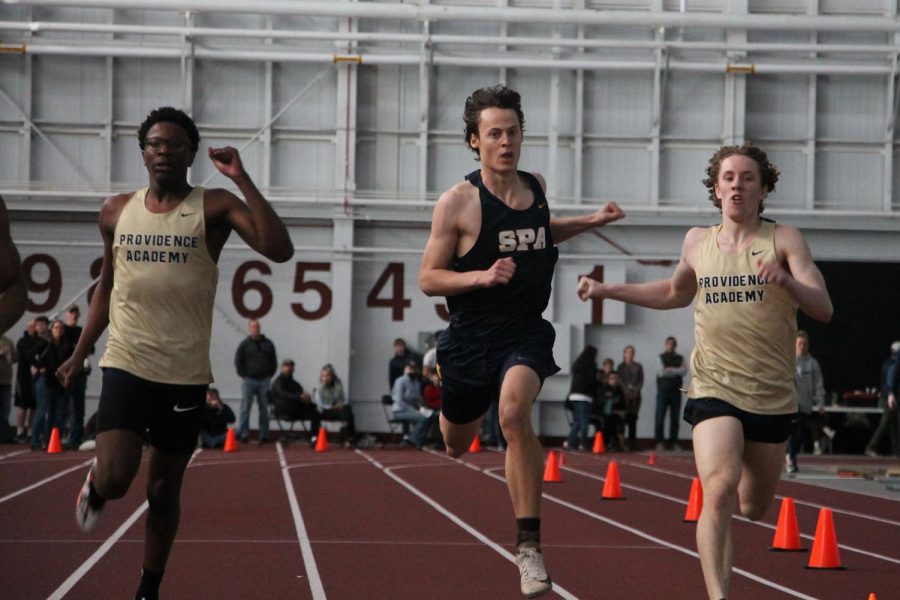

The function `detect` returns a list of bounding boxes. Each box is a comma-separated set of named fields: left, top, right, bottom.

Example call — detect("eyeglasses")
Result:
left=143, top=137, right=191, bottom=154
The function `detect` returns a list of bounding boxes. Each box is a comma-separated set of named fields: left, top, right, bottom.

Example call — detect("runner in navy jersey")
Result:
left=420, top=85, right=624, bottom=597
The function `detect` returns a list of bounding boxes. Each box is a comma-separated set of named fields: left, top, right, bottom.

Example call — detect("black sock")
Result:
left=135, top=568, right=163, bottom=600
left=88, top=482, right=105, bottom=509
left=516, top=517, right=541, bottom=548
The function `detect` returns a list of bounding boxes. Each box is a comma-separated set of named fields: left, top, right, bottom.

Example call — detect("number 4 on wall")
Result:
left=366, top=262, right=410, bottom=321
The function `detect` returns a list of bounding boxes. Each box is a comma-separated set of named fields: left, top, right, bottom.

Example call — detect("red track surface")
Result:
left=1, top=445, right=898, bottom=599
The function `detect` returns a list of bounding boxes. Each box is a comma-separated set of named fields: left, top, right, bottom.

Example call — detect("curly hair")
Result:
left=463, top=85, right=525, bottom=158
left=702, top=143, right=780, bottom=214
left=137, top=106, right=200, bottom=153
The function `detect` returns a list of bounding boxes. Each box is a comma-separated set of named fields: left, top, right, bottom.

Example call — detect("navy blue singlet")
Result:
left=446, top=170, right=559, bottom=341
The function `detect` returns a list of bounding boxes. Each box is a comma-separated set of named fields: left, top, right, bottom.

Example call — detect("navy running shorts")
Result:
left=683, top=397, right=797, bottom=444
left=436, top=320, right=560, bottom=425
left=97, top=367, right=207, bottom=455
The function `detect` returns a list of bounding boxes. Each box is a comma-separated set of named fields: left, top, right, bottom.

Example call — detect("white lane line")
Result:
left=47, top=449, right=202, bottom=600
left=357, top=449, right=580, bottom=600
left=612, top=456, right=900, bottom=527
left=447, top=452, right=817, bottom=600
left=276, top=442, right=326, bottom=600
left=560, top=463, right=900, bottom=566
left=0, top=449, right=30, bottom=460
left=0, top=458, right=94, bottom=504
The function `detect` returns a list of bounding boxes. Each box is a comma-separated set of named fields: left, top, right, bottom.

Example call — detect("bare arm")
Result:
left=758, top=225, right=832, bottom=323
left=576, top=228, right=702, bottom=310
left=0, top=196, right=26, bottom=334
left=208, top=147, right=294, bottom=263
left=56, top=196, right=122, bottom=386
left=551, top=204, right=626, bottom=244
left=419, top=188, right=515, bottom=297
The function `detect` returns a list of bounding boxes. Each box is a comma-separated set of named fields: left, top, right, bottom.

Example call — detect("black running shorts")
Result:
left=97, top=367, right=206, bottom=455
left=683, top=397, right=797, bottom=444
left=436, top=320, right=560, bottom=425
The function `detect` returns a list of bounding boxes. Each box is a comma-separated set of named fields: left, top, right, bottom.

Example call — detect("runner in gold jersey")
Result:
left=58, top=107, right=293, bottom=600
left=577, top=144, right=832, bottom=600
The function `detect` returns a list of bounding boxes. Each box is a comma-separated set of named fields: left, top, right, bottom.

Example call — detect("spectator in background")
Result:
left=388, top=338, right=420, bottom=390
left=234, top=319, right=277, bottom=444
left=787, top=331, right=825, bottom=472
left=865, top=341, right=900, bottom=458
left=599, top=357, right=615, bottom=385
left=617, top=345, right=644, bottom=451
left=565, top=345, right=599, bottom=452
left=200, top=388, right=235, bottom=449
left=421, top=370, right=443, bottom=445
left=594, top=370, right=626, bottom=451
left=14, top=318, right=37, bottom=442
left=655, top=336, right=687, bottom=451
left=63, top=305, right=92, bottom=450
left=422, top=330, right=442, bottom=379
left=270, top=359, right=320, bottom=443
left=27, top=318, right=72, bottom=450
left=0, top=332, right=16, bottom=442
left=390, top=359, right=429, bottom=448
left=313, top=364, right=356, bottom=445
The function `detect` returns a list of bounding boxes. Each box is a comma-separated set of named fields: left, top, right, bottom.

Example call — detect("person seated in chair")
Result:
left=390, top=360, right=430, bottom=448
left=270, top=359, right=320, bottom=442
left=200, top=388, right=236, bottom=449
left=592, top=371, right=627, bottom=451
left=313, top=364, right=356, bottom=445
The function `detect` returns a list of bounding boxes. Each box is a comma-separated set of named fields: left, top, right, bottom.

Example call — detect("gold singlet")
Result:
left=99, top=187, right=217, bottom=384
left=688, top=219, right=798, bottom=414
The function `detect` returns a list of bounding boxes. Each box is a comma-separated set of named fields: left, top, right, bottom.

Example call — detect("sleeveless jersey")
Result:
left=445, top=170, right=559, bottom=340
left=100, top=187, right=218, bottom=384
left=688, top=219, right=798, bottom=414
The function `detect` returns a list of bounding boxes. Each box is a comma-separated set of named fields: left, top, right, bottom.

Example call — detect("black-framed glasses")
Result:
left=143, top=137, right=191, bottom=154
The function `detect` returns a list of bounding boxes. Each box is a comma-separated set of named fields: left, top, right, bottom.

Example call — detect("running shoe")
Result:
left=515, top=545, right=552, bottom=598
left=75, top=459, right=105, bottom=532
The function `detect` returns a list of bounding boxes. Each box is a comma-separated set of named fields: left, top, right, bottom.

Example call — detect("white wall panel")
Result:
left=31, top=133, right=106, bottom=184
left=761, top=147, right=807, bottom=209
left=432, top=67, right=500, bottom=132
left=113, top=59, right=182, bottom=123
left=0, top=133, right=22, bottom=182
left=584, top=71, right=653, bottom=137
left=583, top=145, right=652, bottom=203
left=815, top=149, right=883, bottom=210
left=272, top=64, right=337, bottom=129
left=271, top=139, right=335, bottom=191
left=663, top=72, right=725, bottom=140
left=33, top=57, right=108, bottom=123
left=111, top=136, right=146, bottom=186
left=195, top=61, right=266, bottom=128
left=659, top=145, right=715, bottom=205
left=746, top=75, right=809, bottom=141
left=428, top=139, right=482, bottom=193
left=816, top=75, right=886, bottom=143
left=0, top=59, right=27, bottom=121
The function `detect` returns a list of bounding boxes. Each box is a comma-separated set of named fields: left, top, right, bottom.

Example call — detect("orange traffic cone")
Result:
left=47, top=427, right=62, bottom=453
left=770, top=497, right=806, bottom=552
left=543, top=450, right=562, bottom=482
left=648, top=451, right=656, bottom=465
left=469, top=436, right=481, bottom=453
left=592, top=432, right=605, bottom=454
left=315, top=427, right=328, bottom=452
left=223, top=427, right=237, bottom=452
left=806, top=508, right=844, bottom=569
left=602, top=460, right=624, bottom=500
left=867, top=594, right=877, bottom=600
left=683, top=477, right=703, bottom=522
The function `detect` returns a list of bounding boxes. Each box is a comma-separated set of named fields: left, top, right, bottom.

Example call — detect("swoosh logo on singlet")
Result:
left=173, top=404, right=199, bottom=413
left=180, top=212, right=195, bottom=217
left=751, top=250, right=764, bottom=256
left=538, top=203, right=546, bottom=209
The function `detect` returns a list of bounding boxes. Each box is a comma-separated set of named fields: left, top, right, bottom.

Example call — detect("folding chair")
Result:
left=270, top=403, right=310, bottom=444
left=381, top=394, right=410, bottom=437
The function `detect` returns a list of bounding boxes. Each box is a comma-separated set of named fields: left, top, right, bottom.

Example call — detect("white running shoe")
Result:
left=515, top=546, right=552, bottom=598
left=75, top=459, right=105, bottom=532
